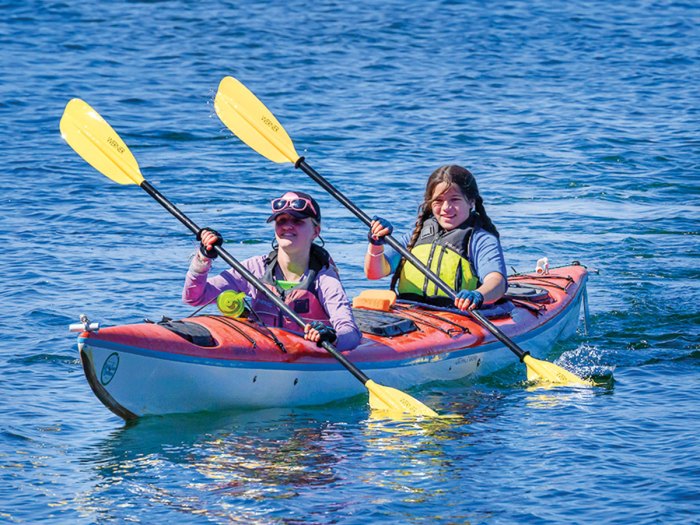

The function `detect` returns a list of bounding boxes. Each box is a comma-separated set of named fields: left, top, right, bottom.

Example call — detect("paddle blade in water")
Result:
left=60, top=99, right=144, bottom=185
left=365, top=380, right=439, bottom=418
left=523, top=355, right=593, bottom=386
left=214, top=76, right=299, bottom=164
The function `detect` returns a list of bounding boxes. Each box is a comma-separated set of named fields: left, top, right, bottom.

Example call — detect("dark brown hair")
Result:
left=390, top=165, right=499, bottom=290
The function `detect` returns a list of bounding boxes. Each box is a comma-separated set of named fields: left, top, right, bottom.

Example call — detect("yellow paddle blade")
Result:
left=214, top=76, right=300, bottom=164
left=365, top=379, right=440, bottom=418
left=523, top=355, right=593, bottom=386
left=60, top=99, right=144, bottom=185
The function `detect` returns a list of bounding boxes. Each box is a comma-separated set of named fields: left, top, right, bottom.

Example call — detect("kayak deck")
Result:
left=76, top=264, right=588, bottom=418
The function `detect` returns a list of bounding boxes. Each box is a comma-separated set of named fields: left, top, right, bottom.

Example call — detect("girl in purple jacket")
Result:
left=183, top=191, right=361, bottom=351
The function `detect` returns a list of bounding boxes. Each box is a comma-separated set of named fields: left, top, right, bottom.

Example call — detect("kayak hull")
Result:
left=78, top=265, right=588, bottom=419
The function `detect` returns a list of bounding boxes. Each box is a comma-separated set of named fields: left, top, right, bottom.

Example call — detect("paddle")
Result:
left=214, top=76, right=590, bottom=387
left=59, top=98, right=440, bottom=417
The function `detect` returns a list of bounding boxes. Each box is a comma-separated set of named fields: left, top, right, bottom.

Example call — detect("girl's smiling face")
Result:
left=274, top=214, right=319, bottom=252
left=430, top=182, right=474, bottom=231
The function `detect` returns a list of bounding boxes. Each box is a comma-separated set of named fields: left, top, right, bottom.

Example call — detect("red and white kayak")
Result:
left=74, top=264, right=588, bottom=420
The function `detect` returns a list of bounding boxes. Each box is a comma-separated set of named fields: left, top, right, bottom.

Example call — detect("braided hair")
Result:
left=390, top=165, right=499, bottom=290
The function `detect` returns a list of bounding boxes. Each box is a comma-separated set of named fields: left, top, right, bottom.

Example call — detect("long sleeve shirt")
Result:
left=183, top=253, right=362, bottom=351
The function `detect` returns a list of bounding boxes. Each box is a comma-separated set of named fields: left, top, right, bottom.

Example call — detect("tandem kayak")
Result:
left=73, top=264, right=588, bottom=420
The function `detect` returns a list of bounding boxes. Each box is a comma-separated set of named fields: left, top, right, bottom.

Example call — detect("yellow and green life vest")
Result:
left=397, top=217, right=478, bottom=299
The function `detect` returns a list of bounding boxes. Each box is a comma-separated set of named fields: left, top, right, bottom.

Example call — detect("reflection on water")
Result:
left=81, top=409, right=432, bottom=520
left=79, top=409, right=350, bottom=521
left=524, top=388, right=599, bottom=410
left=363, top=413, right=471, bottom=444
left=45, top=361, right=619, bottom=522
left=70, top=394, right=501, bottom=522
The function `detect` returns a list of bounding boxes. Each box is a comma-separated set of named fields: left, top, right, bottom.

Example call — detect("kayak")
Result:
left=74, top=264, right=588, bottom=420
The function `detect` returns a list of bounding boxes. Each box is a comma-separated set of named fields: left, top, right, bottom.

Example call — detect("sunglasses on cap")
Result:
left=270, top=197, right=318, bottom=216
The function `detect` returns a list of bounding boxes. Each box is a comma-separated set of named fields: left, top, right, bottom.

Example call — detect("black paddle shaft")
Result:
left=294, top=159, right=529, bottom=362
left=139, top=180, right=370, bottom=383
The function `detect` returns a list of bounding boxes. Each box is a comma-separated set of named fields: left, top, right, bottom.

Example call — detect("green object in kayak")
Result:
left=217, top=290, right=248, bottom=318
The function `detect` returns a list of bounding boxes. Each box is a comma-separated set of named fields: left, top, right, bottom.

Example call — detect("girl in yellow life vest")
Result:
left=364, top=165, right=507, bottom=311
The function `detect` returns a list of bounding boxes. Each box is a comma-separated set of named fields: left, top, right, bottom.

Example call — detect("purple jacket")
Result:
left=183, top=253, right=362, bottom=351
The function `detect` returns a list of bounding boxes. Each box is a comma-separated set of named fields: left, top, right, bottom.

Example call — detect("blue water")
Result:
left=1, top=0, right=699, bottom=523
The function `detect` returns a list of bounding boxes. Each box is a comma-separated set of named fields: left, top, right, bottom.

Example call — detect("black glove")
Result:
left=368, top=215, right=393, bottom=245
left=197, top=227, right=223, bottom=259
left=308, top=320, right=337, bottom=347
left=455, top=289, right=484, bottom=310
